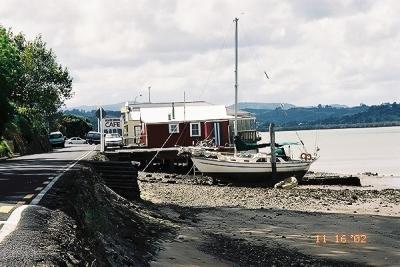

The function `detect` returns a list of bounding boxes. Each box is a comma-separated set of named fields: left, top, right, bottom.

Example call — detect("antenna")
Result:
left=148, top=86, right=151, bottom=103
left=184, top=91, right=186, bottom=121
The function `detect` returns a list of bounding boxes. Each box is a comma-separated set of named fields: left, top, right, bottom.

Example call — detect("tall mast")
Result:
left=234, top=17, right=239, bottom=137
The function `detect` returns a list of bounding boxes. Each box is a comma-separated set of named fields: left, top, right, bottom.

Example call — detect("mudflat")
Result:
left=140, top=173, right=400, bottom=266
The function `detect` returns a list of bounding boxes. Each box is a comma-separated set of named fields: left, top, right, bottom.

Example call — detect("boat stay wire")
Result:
left=194, top=22, right=233, bottom=102
left=142, top=130, right=176, bottom=172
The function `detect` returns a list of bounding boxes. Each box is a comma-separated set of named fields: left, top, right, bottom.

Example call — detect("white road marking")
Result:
left=30, top=149, right=94, bottom=205
left=42, top=181, right=50, bottom=185
left=0, top=146, right=97, bottom=244
left=0, top=206, right=14, bottom=213
left=0, top=205, right=28, bottom=243
left=23, top=194, right=34, bottom=200
left=34, top=187, right=44, bottom=191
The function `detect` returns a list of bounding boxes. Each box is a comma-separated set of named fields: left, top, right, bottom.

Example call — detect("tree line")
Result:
left=0, top=26, right=91, bottom=155
left=248, top=103, right=400, bottom=131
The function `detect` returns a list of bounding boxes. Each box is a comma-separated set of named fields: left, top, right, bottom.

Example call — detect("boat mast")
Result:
left=234, top=17, right=239, bottom=138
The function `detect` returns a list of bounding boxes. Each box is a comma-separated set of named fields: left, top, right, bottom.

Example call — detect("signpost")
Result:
left=96, top=108, right=122, bottom=152
left=96, top=107, right=106, bottom=152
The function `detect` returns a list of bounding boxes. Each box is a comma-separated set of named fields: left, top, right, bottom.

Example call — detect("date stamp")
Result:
left=314, top=234, right=367, bottom=244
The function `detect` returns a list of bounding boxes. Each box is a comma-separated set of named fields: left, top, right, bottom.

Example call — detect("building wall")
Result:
left=145, top=121, right=230, bottom=148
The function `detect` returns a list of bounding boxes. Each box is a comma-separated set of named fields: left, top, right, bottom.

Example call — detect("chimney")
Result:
left=172, top=102, right=175, bottom=119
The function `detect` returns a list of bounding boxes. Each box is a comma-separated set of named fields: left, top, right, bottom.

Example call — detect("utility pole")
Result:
left=183, top=91, right=186, bottom=121
left=100, top=107, right=104, bottom=153
left=269, top=123, right=277, bottom=180
left=148, top=86, right=151, bottom=103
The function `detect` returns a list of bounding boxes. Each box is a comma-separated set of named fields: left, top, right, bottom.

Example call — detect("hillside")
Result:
left=229, top=102, right=296, bottom=110
left=64, top=109, right=122, bottom=131
left=67, top=102, right=126, bottom=112
left=247, top=103, right=400, bottom=130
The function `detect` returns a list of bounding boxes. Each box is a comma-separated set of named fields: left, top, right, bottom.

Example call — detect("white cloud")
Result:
left=0, top=0, right=399, bottom=108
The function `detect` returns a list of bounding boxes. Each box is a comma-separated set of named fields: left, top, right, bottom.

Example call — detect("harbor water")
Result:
left=259, top=126, right=400, bottom=188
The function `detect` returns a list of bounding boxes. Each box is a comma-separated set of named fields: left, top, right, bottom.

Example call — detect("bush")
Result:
left=0, top=139, right=12, bottom=158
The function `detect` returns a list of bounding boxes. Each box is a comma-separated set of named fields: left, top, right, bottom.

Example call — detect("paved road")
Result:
left=0, top=144, right=96, bottom=228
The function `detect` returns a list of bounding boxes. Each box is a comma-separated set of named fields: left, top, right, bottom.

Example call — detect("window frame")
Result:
left=190, top=122, right=201, bottom=137
left=168, top=123, right=179, bottom=134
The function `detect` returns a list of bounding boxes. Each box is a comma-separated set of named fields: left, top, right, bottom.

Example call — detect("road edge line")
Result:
left=0, top=205, right=28, bottom=243
left=0, top=146, right=96, bottom=244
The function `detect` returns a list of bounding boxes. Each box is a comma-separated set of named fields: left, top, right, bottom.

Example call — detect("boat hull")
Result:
left=191, top=156, right=312, bottom=184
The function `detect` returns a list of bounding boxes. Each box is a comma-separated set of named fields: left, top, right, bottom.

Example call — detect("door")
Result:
left=213, top=122, right=221, bottom=146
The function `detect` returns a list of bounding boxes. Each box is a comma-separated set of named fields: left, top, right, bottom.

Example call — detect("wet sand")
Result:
left=139, top=172, right=400, bottom=217
left=140, top=172, right=400, bottom=266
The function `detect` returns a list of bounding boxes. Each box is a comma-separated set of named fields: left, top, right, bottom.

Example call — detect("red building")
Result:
left=121, top=102, right=256, bottom=148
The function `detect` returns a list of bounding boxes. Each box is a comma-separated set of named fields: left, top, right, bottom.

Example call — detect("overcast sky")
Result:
left=1, top=0, right=399, bottom=108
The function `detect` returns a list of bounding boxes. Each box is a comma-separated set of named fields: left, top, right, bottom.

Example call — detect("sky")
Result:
left=1, top=0, right=399, bottom=108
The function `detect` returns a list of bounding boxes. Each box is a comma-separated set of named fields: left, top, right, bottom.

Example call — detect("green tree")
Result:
left=0, top=26, right=21, bottom=136
left=10, top=33, right=73, bottom=131
left=58, top=114, right=92, bottom=138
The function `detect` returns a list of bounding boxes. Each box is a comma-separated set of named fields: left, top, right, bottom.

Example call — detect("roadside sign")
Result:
left=102, top=117, right=122, bottom=135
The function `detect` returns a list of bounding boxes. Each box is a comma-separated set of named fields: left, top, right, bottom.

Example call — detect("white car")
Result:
left=66, top=137, right=87, bottom=144
left=105, top=133, right=123, bottom=148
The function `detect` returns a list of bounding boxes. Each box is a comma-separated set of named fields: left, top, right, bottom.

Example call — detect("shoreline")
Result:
left=141, top=171, right=400, bottom=266
left=272, top=123, right=400, bottom=132
left=138, top=171, right=400, bottom=218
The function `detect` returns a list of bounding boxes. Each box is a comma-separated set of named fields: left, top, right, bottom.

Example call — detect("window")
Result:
left=169, top=123, right=179, bottom=133
left=190, top=122, right=201, bottom=137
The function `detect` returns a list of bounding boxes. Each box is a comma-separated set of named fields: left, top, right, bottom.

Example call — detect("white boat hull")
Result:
left=191, top=156, right=313, bottom=183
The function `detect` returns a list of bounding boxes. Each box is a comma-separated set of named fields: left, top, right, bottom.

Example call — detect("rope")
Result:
left=143, top=122, right=217, bottom=172
left=280, top=103, right=307, bottom=154
left=142, top=131, right=175, bottom=172
left=174, top=122, right=190, bottom=146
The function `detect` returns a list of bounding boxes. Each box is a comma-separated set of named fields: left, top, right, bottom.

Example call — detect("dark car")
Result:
left=86, top=131, right=101, bottom=144
left=48, top=131, right=65, bottom=148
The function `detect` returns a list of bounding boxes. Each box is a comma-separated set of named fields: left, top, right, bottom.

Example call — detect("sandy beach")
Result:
left=140, top=172, right=400, bottom=266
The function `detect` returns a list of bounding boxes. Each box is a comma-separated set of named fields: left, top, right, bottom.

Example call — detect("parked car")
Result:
left=86, top=131, right=101, bottom=144
left=48, top=131, right=65, bottom=148
left=66, top=137, right=87, bottom=144
left=105, top=133, right=123, bottom=149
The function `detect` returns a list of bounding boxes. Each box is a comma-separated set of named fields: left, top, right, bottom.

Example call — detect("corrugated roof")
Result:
left=130, top=105, right=234, bottom=123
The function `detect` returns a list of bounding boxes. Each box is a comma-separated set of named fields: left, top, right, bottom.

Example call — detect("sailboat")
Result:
left=190, top=18, right=317, bottom=183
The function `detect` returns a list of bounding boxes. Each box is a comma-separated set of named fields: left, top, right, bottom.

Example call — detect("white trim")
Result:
left=190, top=122, right=201, bottom=137
left=168, top=123, right=179, bottom=134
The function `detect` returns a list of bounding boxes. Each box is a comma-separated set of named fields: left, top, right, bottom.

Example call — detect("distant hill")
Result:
left=67, top=102, right=127, bottom=112
left=249, top=103, right=400, bottom=130
left=229, top=102, right=296, bottom=110
left=330, top=104, right=349, bottom=108
left=64, top=109, right=122, bottom=131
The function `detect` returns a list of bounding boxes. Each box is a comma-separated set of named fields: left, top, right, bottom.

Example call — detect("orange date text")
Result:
left=314, top=234, right=367, bottom=244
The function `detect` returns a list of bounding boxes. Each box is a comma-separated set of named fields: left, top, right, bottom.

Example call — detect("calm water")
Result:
left=259, top=126, right=400, bottom=178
